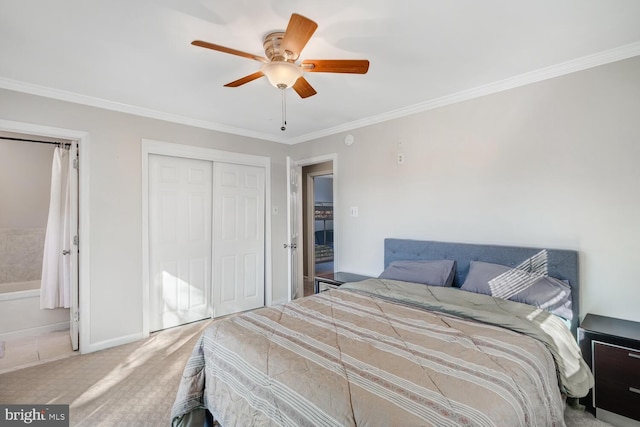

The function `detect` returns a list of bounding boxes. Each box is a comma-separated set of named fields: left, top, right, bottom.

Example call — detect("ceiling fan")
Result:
left=191, top=13, right=370, bottom=99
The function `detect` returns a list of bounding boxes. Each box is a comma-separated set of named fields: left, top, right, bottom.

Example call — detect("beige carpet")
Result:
left=0, top=320, right=210, bottom=426
left=0, top=319, right=611, bottom=426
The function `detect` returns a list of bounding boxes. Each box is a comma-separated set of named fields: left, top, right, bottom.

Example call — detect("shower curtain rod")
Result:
left=0, top=136, right=71, bottom=147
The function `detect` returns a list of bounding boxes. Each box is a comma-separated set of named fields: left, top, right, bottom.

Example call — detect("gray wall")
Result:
left=0, top=140, right=54, bottom=228
left=292, top=56, right=640, bottom=324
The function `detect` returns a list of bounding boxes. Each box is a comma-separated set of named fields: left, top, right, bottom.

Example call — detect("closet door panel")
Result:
left=213, top=163, right=265, bottom=317
left=149, top=154, right=212, bottom=332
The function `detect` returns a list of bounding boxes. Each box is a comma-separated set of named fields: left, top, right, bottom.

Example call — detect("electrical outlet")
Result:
left=350, top=206, right=359, bottom=217
left=397, top=153, right=405, bottom=164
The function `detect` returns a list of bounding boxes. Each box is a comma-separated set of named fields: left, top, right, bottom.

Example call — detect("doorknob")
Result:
left=283, top=243, right=297, bottom=249
left=62, top=249, right=71, bottom=255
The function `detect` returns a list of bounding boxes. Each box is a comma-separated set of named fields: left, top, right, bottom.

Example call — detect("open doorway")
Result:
left=301, top=161, right=333, bottom=296
left=310, top=174, right=334, bottom=275
left=0, top=119, right=88, bottom=354
left=0, top=131, right=79, bottom=369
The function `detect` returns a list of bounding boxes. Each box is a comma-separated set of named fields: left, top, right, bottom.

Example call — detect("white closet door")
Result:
left=213, top=163, right=265, bottom=317
left=149, top=154, right=212, bottom=332
left=286, top=157, right=303, bottom=300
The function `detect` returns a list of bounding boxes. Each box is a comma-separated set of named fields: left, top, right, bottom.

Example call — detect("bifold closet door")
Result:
left=149, top=154, right=212, bottom=332
left=212, top=163, right=265, bottom=317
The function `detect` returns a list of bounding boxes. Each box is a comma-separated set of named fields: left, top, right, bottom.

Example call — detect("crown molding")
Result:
left=288, top=41, right=640, bottom=144
left=2, top=41, right=639, bottom=146
left=0, top=77, right=286, bottom=144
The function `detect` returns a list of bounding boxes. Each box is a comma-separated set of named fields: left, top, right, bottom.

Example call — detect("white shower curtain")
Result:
left=41, top=146, right=72, bottom=309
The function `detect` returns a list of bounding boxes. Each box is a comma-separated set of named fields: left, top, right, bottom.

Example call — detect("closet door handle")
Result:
left=629, top=352, right=640, bottom=359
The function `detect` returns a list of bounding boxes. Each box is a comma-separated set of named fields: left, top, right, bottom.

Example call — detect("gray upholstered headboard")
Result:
left=384, top=238, right=580, bottom=335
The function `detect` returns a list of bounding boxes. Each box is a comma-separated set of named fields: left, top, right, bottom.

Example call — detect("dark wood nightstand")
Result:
left=578, top=313, right=640, bottom=425
left=313, top=272, right=373, bottom=294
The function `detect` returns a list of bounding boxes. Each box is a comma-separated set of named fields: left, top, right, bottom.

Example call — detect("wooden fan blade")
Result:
left=281, top=14, right=318, bottom=59
left=302, top=59, right=370, bottom=74
left=292, top=77, right=317, bottom=98
left=224, top=71, right=264, bottom=87
left=191, top=40, right=268, bottom=63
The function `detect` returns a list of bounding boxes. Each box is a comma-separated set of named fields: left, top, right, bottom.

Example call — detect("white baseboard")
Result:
left=0, top=321, right=70, bottom=342
left=84, top=332, right=145, bottom=354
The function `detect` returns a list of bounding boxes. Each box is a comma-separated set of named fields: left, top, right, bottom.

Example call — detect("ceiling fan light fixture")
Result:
left=261, top=61, right=303, bottom=89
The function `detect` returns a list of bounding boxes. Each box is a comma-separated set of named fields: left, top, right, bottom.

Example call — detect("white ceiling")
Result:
left=1, top=1, right=640, bottom=144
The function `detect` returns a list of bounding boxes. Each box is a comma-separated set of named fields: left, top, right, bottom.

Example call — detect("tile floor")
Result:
left=0, top=330, right=77, bottom=374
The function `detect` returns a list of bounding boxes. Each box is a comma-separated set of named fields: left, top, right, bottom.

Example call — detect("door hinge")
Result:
left=73, top=235, right=79, bottom=246
left=73, top=310, right=79, bottom=323
left=73, top=158, right=79, bottom=169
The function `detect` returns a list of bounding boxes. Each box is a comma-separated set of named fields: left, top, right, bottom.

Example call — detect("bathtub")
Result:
left=0, top=280, right=69, bottom=341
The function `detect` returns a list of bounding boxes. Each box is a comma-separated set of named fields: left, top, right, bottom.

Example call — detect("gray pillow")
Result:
left=460, top=261, right=573, bottom=320
left=378, top=259, right=456, bottom=287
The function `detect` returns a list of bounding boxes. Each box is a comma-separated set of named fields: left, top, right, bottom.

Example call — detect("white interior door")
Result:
left=69, top=141, right=79, bottom=351
left=286, top=157, right=304, bottom=300
left=212, top=162, right=265, bottom=317
left=149, top=154, right=212, bottom=332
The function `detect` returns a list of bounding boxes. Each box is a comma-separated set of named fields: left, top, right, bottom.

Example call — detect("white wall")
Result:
left=291, top=56, right=640, bottom=324
left=0, top=89, right=290, bottom=352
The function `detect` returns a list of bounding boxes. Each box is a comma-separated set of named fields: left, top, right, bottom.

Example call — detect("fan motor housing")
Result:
left=263, top=31, right=297, bottom=62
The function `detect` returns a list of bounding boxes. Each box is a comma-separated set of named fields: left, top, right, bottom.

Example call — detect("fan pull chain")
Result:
left=281, top=88, right=287, bottom=131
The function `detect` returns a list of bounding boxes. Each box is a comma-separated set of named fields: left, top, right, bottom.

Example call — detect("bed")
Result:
left=172, top=238, right=594, bottom=426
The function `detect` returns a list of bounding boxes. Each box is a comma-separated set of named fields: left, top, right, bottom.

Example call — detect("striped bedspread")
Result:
left=172, top=279, right=593, bottom=426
